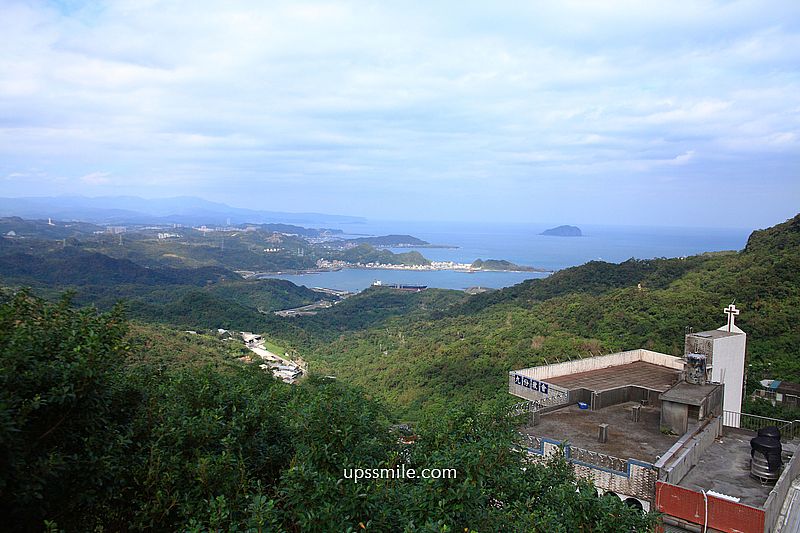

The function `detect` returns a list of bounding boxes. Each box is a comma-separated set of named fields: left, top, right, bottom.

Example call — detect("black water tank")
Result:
left=751, top=436, right=783, bottom=472
left=758, top=426, right=781, bottom=440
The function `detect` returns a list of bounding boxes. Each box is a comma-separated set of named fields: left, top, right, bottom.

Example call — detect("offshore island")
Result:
left=540, top=224, right=582, bottom=237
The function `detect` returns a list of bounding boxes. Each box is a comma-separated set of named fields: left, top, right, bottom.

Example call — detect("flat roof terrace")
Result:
left=521, top=402, right=679, bottom=463
left=546, top=361, right=681, bottom=393
left=678, top=429, right=800, bottom=507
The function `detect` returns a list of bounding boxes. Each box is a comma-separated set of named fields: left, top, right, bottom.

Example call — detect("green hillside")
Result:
left=2, top=213, right=798, bottom=423
left=0, top=291, right=654, bottom=531
left=263, top=214, right=800, bottom=419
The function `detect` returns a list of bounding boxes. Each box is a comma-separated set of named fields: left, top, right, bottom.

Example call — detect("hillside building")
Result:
left=509, top=304, right=800, bottom=532
left=755, top=380, right=800, bottom=409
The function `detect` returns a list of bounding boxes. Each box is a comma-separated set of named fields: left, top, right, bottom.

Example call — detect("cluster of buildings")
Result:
left=314, top=258, right=475, bottom=272
left=242, top=332, right=305, bottom=384
left=510, top=305, right=800, bottom=532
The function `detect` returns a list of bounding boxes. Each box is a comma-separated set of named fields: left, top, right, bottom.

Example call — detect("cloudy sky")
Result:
left=1, top=0, right=798, bottom=227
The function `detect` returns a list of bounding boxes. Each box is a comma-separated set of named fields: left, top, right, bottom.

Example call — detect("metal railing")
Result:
left=723, top=410, right=800, bottom=440
left=509, top=391, right=569, bottom=417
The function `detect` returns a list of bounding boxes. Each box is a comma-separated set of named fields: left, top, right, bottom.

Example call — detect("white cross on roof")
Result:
left=724, top=303, right=740, bottom=332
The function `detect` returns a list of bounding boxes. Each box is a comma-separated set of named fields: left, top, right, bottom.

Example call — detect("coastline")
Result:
left=242, top=262, right=552, bottom=279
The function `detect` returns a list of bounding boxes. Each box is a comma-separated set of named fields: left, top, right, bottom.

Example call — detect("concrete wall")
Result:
left=685, top=336, right=715, bottom=366
left=592, top=386, right=663, bottom=410
left=656, top=417, right=722, bottom=485
left=569, top=388, right=593, bottom=405
left=508, top=373, right=570, bottom=401
left=512, top=349, right=683, bottom=382
left=661, top=400, right=689, bottom=436
left=764, top=447, right=800, bottom=532
left=712, top=332, right=747, bottom=420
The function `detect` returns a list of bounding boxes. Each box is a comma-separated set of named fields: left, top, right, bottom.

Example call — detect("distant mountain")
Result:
left=540, top=225, right=582, bottom=237
left=0, top=196, right=366, bottom=226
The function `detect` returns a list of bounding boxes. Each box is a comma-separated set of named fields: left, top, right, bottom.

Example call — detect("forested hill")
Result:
left=0, top=246, right=235, bottom=287
left=271, top=214, right=800, bottom=419
left=0, top=292, right=655, bottom=531
left=3, top=212, right=797, bottom=422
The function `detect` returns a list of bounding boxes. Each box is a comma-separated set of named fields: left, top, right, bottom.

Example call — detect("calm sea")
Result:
left=272, top=221, right=751, bottom=292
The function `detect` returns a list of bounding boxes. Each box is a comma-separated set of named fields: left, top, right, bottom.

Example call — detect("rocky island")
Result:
left=540, top=225, right=582, bottom=237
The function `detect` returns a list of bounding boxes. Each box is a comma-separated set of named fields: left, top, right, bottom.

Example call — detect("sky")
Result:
left=0, top=0, right=798, bottom=228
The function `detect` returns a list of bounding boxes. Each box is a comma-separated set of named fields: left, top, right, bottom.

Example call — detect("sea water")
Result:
left=273, top=220, right=751, bottom=292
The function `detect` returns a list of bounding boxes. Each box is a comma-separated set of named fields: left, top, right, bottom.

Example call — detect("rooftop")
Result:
left=659, top=381, right=722, bottom=406
left=546, top=361, right=681, bottom=394
left=678, top=428, right=799, bottom=507
left=687, top=329, right=741, bottom=340
left=521, top=402, right=679, bottom=463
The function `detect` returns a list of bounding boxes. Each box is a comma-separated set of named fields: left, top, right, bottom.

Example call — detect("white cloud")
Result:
left=0, top=0, right=798, bottom=225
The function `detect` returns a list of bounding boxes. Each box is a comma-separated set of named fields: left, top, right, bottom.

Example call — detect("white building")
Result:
left=684, top=303, right=746, bottom=426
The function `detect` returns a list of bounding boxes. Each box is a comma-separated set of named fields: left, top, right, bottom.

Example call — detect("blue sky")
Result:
left=1, top=0, right=798, bottom=228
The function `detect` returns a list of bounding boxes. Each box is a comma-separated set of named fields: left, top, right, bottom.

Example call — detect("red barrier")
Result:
left=655, top=481, right=765, bottom=533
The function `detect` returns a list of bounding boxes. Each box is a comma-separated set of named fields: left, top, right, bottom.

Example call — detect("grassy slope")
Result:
left=124, top=322, right=252, bottom=371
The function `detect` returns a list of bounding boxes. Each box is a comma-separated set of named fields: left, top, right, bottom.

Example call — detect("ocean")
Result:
left=272, top=220, right=752, bottom=292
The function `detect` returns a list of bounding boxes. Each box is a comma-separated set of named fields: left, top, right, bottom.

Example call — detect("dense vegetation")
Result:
left=3, top=214, right=798, bottom=423
left=3, top=211, right=799, bottom=529
left=332, top=244, right=431, bottom=266
left=471, top=259, right=543, bottom=272
left=0, top=292, right=655, bottom=531
left=0, top=217, right=432, bottom=273
left=258, top=214, right=800, bottom=419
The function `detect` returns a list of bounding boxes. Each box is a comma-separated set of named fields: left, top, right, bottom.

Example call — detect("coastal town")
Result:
left=315, top=258, right=477, bottom=272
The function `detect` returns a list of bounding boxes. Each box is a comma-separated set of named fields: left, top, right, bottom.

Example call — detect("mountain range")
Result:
left=0, top=196, right=366, bottom=226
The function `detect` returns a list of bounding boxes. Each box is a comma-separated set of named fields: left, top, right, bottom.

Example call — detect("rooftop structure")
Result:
left=510, top=304, right=800, bottom=532
left=521, top=402, right=677, bottom=463
left=685, top=305, right=747, bottom=419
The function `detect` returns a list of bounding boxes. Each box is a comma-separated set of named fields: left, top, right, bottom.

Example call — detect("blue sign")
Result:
left=513, top=373, right=549, bottom=395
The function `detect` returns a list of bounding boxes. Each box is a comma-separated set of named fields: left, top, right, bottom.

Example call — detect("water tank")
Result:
left=750, top=434, right=782, bottom=483
left=686, top=353, right=707, bottom=385
left=758, top=426, right=781, bottom=440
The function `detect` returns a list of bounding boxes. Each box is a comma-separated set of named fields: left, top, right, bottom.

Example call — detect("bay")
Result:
left=272, top=220, right=751, bottom=292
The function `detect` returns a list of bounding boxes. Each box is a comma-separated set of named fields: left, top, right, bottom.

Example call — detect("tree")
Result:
left=0, top=290, right=132, bottom=531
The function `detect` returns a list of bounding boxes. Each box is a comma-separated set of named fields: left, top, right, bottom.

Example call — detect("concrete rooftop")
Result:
left=688, top=329, right=741, bottom=340
left=659, top=382, right=723, bottom=406
left=677, top=428, right=798, bottom=507
left=546, top=361, right=681, bottom=393
left=521, top=402, right=679, bottom=463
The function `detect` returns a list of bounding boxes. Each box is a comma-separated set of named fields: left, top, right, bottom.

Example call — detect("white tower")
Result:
left=684, top=304, right=746, bottom=427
